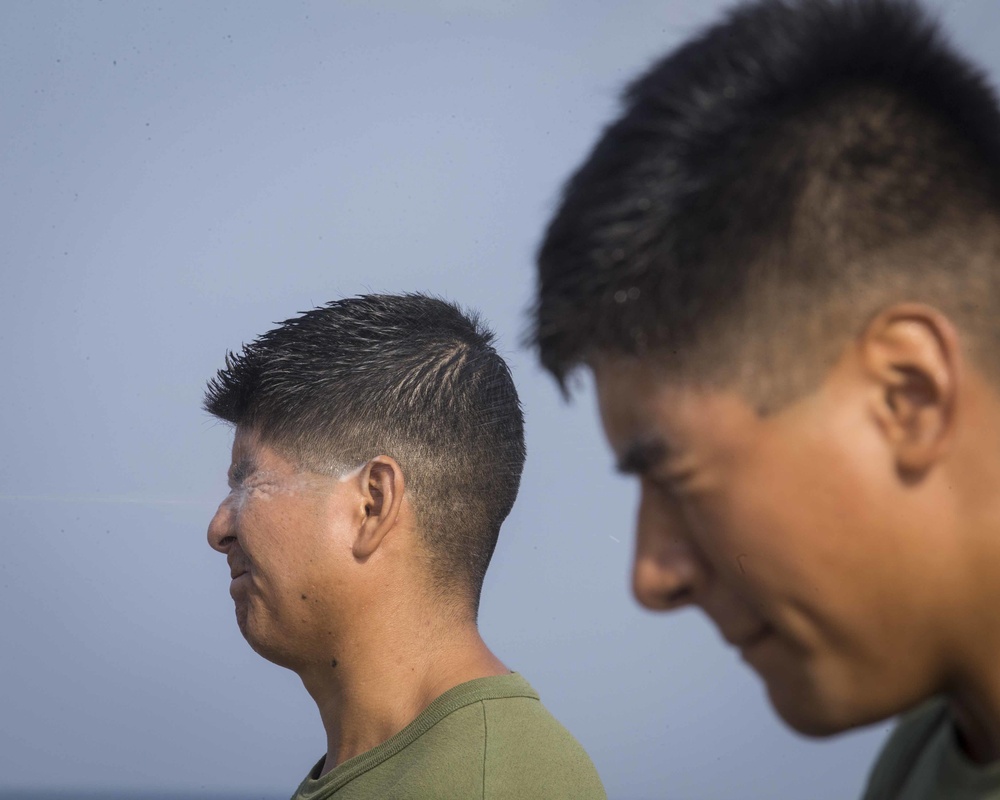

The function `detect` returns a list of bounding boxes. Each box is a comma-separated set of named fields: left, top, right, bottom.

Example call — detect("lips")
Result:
left=227, top=554, right=249, bottom=580
left=723, top=624, right=772, bottom=650
left=229, top=568, right=250, bottom=600
left=741, top=628, right=773, bottom=650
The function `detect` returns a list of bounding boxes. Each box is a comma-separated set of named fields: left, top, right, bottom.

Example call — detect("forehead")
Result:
left=229, top=427, right=297, bottom=475
left=591, top=356, right=762, bottom=462
left=592, top=355, right=693, bottom=435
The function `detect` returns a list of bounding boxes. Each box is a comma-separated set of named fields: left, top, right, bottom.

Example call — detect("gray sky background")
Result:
left=3, top=2, right=998, bottom=798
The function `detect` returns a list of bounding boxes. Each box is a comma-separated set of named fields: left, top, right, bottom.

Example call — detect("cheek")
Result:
left=679, top=486, right=792, bottom=595
left=239, top=501, right=298, bottom=573
left=249, top=497, right=349, bottom=577
left=681, top=441, right=872, bottom=607
left=713, top=445, right=915, bottom=649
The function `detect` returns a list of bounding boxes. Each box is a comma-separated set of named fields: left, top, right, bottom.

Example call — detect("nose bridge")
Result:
left=207, top=496, right=235, bottom=552
left=632, top=486, right=703, bottom=611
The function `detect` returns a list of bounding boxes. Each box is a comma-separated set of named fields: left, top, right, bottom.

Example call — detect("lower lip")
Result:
left=739, top=628, right=774, bottom=658
left=230, top=573, right=249, bottom=593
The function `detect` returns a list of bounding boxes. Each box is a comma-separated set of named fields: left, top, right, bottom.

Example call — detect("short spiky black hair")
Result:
left=205, top=293, right=526, bottom=615
left=532, top=0, right=1000, bottom=400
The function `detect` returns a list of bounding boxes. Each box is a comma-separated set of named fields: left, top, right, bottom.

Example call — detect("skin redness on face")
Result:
left=593, top=355, right=957, bottom=736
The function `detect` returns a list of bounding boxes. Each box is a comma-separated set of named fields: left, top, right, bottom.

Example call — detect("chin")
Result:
left=242, top=627, right=304, bottom=671
left=236, top=609, right=272, bottom=656
left=767, top=676, right=902, bottom=738
left=235, top=603, right=249, bottom=637
left=774, top=701, right=857, bottom=737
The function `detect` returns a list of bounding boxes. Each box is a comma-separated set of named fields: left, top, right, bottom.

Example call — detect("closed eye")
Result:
left=227, top=458, right=255, bottom=490
left=616, top=437, right=670, bottom=477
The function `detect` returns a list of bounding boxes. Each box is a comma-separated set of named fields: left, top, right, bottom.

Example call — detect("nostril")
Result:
left=666, top=587, right=692, bottom=605
left=207, top=512, right=236, bottom=551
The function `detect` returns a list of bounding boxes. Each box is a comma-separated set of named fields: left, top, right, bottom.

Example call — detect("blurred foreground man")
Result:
left=205, top=294, right=605, bottom=799
left=531, top=1, right=1000, bottom=797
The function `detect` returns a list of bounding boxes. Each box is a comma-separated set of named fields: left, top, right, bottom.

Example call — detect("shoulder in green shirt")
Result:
left=290, top=672, right=607, bottom=800
left=863, top=700, right=1000, bottom=800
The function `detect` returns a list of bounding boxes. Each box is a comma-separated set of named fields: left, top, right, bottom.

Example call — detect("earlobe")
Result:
left=352, top=456, right=404, bottom=560
left=860, top=305, right=960, bottom=478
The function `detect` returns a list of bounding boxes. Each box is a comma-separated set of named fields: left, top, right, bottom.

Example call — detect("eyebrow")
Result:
left=616, top=437, right=670, bottom=476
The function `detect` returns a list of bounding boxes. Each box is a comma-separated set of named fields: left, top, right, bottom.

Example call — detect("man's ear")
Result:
left=859, top=304, right=961, bottom=479
left=352, top=455, right=405, bottom=560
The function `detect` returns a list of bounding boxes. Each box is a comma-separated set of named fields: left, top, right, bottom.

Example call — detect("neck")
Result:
left=298, top=603, right=507, bottom=777
left=950, top=698, right=1000, bottom=764
left=941, top=378, right=1000, bottom=764
left=947, top=576, right=1000, bottom=764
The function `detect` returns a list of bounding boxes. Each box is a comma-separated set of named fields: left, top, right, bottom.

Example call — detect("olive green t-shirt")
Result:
left=863, top=700, right=1000, bottom=799
left=290, top=672, right=606, bottom=800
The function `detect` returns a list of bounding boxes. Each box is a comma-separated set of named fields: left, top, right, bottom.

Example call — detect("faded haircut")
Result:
left=205, top=294, right=526, bottom=615
left=532, top=0, right=1000, bottom=406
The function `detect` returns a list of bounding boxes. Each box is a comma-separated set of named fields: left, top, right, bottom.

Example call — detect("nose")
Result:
left=207, top=497, right=236, bottom=553
left=631, top=486, right=706, bottom=611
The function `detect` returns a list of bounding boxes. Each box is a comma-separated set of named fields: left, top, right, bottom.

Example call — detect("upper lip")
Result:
left=228, top=557, right=248, bottom=580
